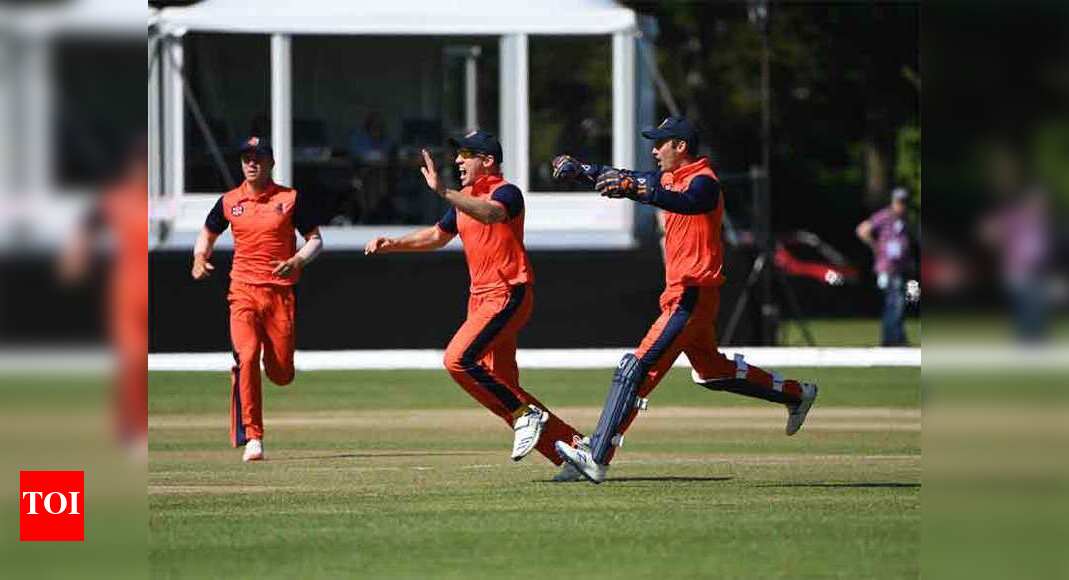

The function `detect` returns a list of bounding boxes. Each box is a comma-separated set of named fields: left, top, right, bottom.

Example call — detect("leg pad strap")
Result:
left=692, top=374, right=794, bottom=405
left=734, top=354, right=748, bottom=379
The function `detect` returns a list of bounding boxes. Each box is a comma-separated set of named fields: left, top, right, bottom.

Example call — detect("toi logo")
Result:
left=19, top=471, right=84, bottom=542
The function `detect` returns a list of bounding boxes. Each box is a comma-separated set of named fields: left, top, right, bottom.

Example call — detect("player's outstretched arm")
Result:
left=642, top=174, right=719, bottom=214
left=442, top=190, right=507, bottom=224
left=597, top=170, right=718, bottom=215
left=551, top=154, right=612, bottom=185
left=192, top=227, right=220, bottom=280
left=364, top=225, right=454, bottom=255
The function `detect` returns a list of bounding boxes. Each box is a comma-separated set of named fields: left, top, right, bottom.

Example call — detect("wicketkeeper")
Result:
left=550, top=116, right=819, bottom=483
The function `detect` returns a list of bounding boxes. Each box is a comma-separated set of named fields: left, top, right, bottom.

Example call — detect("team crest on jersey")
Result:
left=231, top=204, right=245, bottom=217
left=246, top=136, right=260, bottom=147
left=275, top=203, right=284, bottom=215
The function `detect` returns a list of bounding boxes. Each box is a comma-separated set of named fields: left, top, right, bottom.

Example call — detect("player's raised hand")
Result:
left=420, top=149, right=445, bottom=196
left=551, top=155, right=581, bottom=181
left=364, top=236, right=393, bottom=255
left=191, top=255, right=214, bottom=280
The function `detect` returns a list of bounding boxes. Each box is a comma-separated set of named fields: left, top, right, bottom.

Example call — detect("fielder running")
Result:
left=551, top=116, right=819, bottom=483
left=364, top=131, right=583, bottom=475
left=59, top=140, right=148, bottom=458
left=192, top=137, right=324, bottom=462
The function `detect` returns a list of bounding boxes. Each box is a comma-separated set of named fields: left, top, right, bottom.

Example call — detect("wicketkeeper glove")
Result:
left=551, top=154, right=606, bottom=184
left=595, top=168, right=642, bottom=200
left=551, top=155, right=582, bottom=181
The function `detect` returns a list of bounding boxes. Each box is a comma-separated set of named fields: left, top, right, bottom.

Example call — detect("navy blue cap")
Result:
left=239, top=135, right=273, bottom=158
left=641, top=116, right=700, bottom=151
left=448, top=130, right=503, bottom=165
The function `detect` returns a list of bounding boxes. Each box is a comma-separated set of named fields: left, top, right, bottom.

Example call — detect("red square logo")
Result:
left=19, top=471, right=84, bottom=542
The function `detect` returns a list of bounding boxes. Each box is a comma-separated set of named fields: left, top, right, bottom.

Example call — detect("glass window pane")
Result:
left=528, top=36, right=612, bottom=192
left=54, top=37, right=144, bottom=190
left=182, top=33, right=269, bottom=193
left=292, top=36, right=498, bottom=225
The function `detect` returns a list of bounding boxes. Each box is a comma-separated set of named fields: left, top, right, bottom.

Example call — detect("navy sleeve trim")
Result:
left=646, top=175, right=720, bottom=214
left=204, top=196, right=229, bottom=234
left=437, top=206, right=458, bottom=234
left=490, top=184, right=524, bottom=219
left=293, top=191, right=320, bottom=237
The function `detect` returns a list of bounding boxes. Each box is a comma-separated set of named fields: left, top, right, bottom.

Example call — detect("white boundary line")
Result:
left=148, top=347, right=920, bottom=371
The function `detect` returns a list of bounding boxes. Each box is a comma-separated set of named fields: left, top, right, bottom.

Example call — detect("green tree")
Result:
left=622, top=1, right=919, bottom=256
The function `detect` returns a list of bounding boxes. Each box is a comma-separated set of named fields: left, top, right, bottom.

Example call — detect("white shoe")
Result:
left=242, top=439, right=264, bottom=462
left=554, top=440, right=607, bottom=484
left=511, top=405, right=549, bottom=461
left=786, top=383, right=818, bottom=436
left=552, top=437, right=590, bottom=482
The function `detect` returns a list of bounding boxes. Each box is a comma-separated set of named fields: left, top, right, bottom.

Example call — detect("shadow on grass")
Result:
left=273, top=451, right=489, bottom=462
left=611, top=476, right=735, bottom=483
left=538, top=476, right=734, bottom=484
left=758, top=482, right=920, bottom=489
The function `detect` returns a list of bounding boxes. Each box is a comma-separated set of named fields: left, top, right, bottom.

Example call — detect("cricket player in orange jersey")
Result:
left=192, top=137, right=324, bottom=462
left=59, top=141, right=148, bottom=459
left=551, top=117, right=819, bottom=483
left=365, top=131, right=584, bottom=478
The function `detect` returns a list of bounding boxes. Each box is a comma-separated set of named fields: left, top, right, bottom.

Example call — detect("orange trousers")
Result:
left=228, top=280, right=295, bottom=446
left=111, top=270, right=147, bottom=445
left=607, top=285, right=802, bottom=463
left=443, top=285, right=582, bottom=465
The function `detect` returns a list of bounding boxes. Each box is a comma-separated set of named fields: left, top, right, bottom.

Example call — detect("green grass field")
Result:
left=777, top=317, right=921, bottom=346
left=149, top=367, right=919, bottom=579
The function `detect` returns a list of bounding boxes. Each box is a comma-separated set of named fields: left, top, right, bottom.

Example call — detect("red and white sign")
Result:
left=19, top=470, right=84, bottom=542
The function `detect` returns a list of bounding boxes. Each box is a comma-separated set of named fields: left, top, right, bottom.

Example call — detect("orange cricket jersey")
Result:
left=659, top=157, right=725, bottom=288
left=436, top=174, right=533, bottom=294
left=205, top=180, right=316, bottom=286
left=102, top=174, right=149, bottom=314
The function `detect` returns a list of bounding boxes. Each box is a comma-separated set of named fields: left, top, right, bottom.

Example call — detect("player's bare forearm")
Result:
left=193, top=227, right=219, bottom=259
left=192, top=228, right=220, bottom=280
left=443, top=189, right=506, bottom=224
left=294, top=228, right=323, bottom=266
left=365, top=225, right=453, bottom=255
left=418, top=147, right=503, bottom=224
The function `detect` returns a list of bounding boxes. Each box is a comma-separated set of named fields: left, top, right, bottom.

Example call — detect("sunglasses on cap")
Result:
left=456, top=148, right=487, bottom=160
left=654, top=138, right=685, bottom=149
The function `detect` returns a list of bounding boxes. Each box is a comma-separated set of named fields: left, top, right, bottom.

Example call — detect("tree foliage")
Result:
left=621, top=1, right=919, bottom=255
